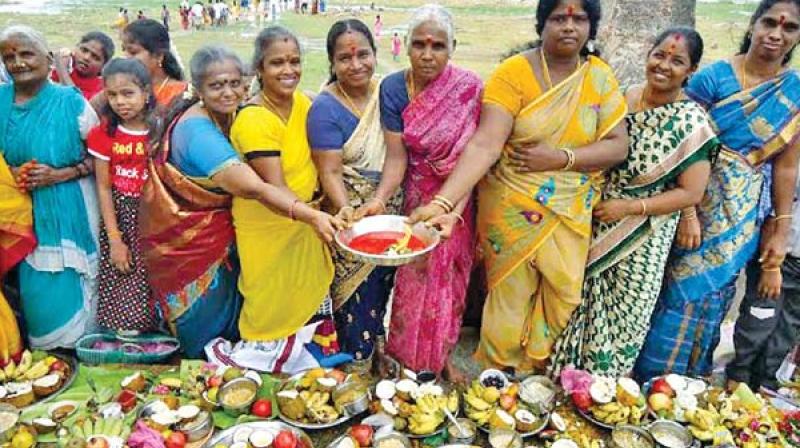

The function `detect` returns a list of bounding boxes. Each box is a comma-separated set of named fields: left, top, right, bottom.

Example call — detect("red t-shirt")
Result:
left=88, top=124, right=150, bottom=196
left=51, top=69, right=104, bottom=101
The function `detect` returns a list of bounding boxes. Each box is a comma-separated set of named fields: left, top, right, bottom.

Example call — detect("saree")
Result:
left=139, top=115, right=242, bottom=358
left=0, top=83, right=100, bottom=349
left=230, top=92, right=334, bottom=343
left=0, top=155, right=35, bottom=364
left=635, top=61, right=800, bottom=380
left=385, top=64, right=482, bottom=373
left=475, top=55, right=627, bottom=372
left=549, top=101, right=717, bottom=377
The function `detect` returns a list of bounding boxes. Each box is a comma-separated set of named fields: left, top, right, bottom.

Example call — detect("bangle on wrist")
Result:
left=431, top=198, right=453, bottom=214
left=433, top=195, right=455, bottom=211
left=107, top=229, right=122, bottom=240
left=771, top=214, right=792, bottom=222
left=371, top=197, right=386, bottom=212
left=338, top=205, right=354, bottom=214
left=559, top=147, right=576, bottom=171
left=761, top=266, right=782, bottom=272
left=682, top=210, right=697, bottom=220
left=639, top=199, right=648, bottom=216
left=452, top=213, right=465, bottom=226
left=289, top=199, right=301, bottom=221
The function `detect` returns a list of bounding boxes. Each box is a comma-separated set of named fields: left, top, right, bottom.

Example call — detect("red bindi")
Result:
left=425, top=35, right=433, bottom=44
left=566, top=4, right=575, bottom=16
left=350, top=46, right=357, bottom=56
left=780, top=14, right=787, bottom=25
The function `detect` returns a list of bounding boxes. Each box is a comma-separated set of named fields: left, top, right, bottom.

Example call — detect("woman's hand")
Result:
left=508, top=142, right=568, bottom=173
left=425, top=213, right=461, bottom=239
left=676, top=214, right=702, bottom=250
left=593, top=199, right=637, bottom=223
left=335, top=205, right=356, bottom=227
left=353, top=197, right=386, bottom=220
left=759, top=218, right=790, bottom=269
left=109, top=239, right=132, bottom=273
left=25, top=163, right=73, bottom=189
left=310, top=211, right=345, bottom=243
left=407, top=202, right=447, bottom=225
left=758, top=268, right=783, bottom=299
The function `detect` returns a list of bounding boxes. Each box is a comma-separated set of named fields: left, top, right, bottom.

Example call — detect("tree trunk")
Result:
left=599, top=0, right=696, bottom=87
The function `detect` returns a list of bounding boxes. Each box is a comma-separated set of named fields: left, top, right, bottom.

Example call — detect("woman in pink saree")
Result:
left=358, top=4, right=482, bottom=378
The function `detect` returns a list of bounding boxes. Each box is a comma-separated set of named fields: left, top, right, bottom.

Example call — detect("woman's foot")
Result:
left=443, top=358, right=469, bottom=385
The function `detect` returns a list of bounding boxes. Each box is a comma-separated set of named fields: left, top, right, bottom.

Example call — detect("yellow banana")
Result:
left=465, top=393, right=492, bottom=411
left=16, top=350, right=31, bottom=375
left=4, top=359, right=16, bottom=379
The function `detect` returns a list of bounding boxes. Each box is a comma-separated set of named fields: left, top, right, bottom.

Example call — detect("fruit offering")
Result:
left=59, top=416, right=130, bottom=448
left=645, top=374, right=708, bottom=421
left=580, top=375, right=647, bottom=427
left=276, top=368, right=353, bottom=425
left=0, top=350, right=73, bottom=409
left=182, top=364, right=263, bottom=411
left=462, top=372, right=556, bottom=436
left=369, top=377, right=459, bottom=436
left=781, top=410, right=800, bottom=447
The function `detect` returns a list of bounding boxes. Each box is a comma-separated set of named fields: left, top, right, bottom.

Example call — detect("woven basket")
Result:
left=75, top=332, right=180, bottom=365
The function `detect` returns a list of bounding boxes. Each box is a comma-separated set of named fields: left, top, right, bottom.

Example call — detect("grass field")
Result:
left=0, top=0, right=778, bottom=90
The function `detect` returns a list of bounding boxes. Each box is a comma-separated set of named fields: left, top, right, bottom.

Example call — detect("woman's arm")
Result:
left=311, top=150, right=351, bottom=218
left=760, top=139, right=800, bottom=269
left=594, top=160, right=711, bottom=222
left=211, top=162, right=343, bottom=242
left=95, top=159, right=132, bottom=272
left=354, top=131, right=408, bottom=218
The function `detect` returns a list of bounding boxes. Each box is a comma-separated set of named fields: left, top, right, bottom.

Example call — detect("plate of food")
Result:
left=462, top=370, right=557, bottom=438
left=643, top=374, right=709, bottom=422
left=205, top=420, right=313, bottom=448
left=369, top=376, right=459, bottom=438
left=276, top=368, right=367, bottom=430
left=334, top=215, right=440, bottom=266
left=571, top=376, right=648, bottom=429
left=0, top=350, right=77, bottom=410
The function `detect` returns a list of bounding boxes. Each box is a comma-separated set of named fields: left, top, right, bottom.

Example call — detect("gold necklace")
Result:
left=539, top=48, right=580, bottom=90
left=205, top=106, right=235, bottom=136
left=637, top=85, right=684, bottom=112
left=738, top=56, right=782, bottom=90
left=336, top=82, right=367, bottom=118
left=261, top=91, right=289, bottom=123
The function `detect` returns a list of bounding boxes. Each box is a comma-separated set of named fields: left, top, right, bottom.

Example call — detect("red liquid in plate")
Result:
left=348, top=231, right=427, bottom=255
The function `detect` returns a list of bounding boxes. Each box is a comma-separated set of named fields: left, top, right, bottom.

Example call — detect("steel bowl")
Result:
left=178, top=410, right=213, bottom=442
left=334, top=215, right=441, bottom=266
left=648, top=420, right=693, bottom=448
left=447, top=418, right=477, bottom=445
left=373, top=432, right=412, bottom=448
left=218, top=377, right=259, bottom=417
left=332, top=382, right=370, bottom=416
left=611, top=425, right=655, bottom=448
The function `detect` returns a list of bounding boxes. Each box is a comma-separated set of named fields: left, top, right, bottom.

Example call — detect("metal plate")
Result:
left=203, top=420, right=313, bottom=448
left=19, top=353, right=79, bottom=410
left=334, top=215, right=440, bottom=267
left=275, top=372, right=357, bottom=430
left=476, top=411, right=550, bottom=438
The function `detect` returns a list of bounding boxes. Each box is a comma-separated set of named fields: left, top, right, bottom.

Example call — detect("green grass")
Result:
left=0, top=0, right=788, bottom=90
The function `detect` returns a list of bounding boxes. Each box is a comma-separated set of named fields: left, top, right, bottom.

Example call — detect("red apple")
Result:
left=251, top=399, right=272, bottom=418
left=499, top=394, right=517, bottom=411
left=349, top=424, right=373, bottom=447
left=165, top=431, right=187, bottom=448
left=50, top=360, right=68, bottom=373
left=651, top=378, right=675, bottom=397
left=206, top=376, right=223, bottom=388
left=648, top=393, right=673, bottom=412
left=116, top=389, right=137, bottom=413
left=87, top=437, right=109, bottom=448
left=571, top=390, right=593, bottom=412
left=273, top=430, right=297, bottom=448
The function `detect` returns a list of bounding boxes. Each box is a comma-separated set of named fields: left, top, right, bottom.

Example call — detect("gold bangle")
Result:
left=452, top=213, right=465, bottom=226
left=761, top=266, right=782, bottom=272
left=771, top=214, right=793, bottom=222
left=560, top=147, right=575, bottom=171
left=430, top=198, right=453, bottom=214
left=338, top=205, right=354, bottom=213
left=682, top=210, right=697, bottom=220
left=289, top=199, right=301, bottom=221
left=371, top=197, right=387, bottom=211
left=107, top=229, right=122, bottom=240
left=434, top=194, right=454, bottom=211
left=640, top=199, right=648, bottom=216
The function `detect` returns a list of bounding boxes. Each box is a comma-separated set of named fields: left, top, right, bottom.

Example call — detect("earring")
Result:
left=586, top=40, right=596, bottom=53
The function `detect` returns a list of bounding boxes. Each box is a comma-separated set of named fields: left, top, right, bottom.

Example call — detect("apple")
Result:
left=571, top=391, right=592, bottom=412
left=499, top=394, right=517, bottom=411
left=50, top=360, right=68, bottom=373
left=165, top=431, right=187, bottom=448
left=349, top=424, right=373, bottom=447
left=273, top=430, right=297, bottom=448
left=251, top=399, right=272, bottom=418
left=651, top=378, right=675, bottom=397
left=116, top=389, right=137, bottom=413
left=327, top=369, right=347, bottom=384
left=648, top=392, right=673, bottom=412
left=87, top=437, right=109, bottom=448
left=206, top=376, right=223, bottom=388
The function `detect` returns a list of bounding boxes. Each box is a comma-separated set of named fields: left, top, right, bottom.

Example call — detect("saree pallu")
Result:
left=326, top=82, right=403, bottom=361
left=385, top=65, right=482, bottom=374
left=475, top=56, right=627, bottom=372
left=0, top=155, right=35, bottom=365
left=140, top=116, right=241, bottom=358
left=549, top=101, right=717, bottom=378
left=0, top=83, right=99, bottom=349
left=635, top=66, right=800, bottom=381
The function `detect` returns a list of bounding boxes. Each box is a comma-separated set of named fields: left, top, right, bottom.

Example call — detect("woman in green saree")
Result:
left=549, top=27, right=718, bottom=377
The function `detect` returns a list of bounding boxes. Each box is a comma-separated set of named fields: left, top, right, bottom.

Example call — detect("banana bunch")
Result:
left=685, top=408, right=725, bottom=442
left=299, top=390, right=340, bottom=422
left=70, top=418, right=130, bottom=440
left=464, top=381, right=492, bottom=412
left=407, top=408, right=443, bottom=435
left=0, top=351, right=43, bottom=382
left=589, top=402, right=644, bottom=426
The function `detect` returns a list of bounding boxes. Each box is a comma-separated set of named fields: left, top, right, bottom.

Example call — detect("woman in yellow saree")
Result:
left=409, top=0, right=628, bottom=374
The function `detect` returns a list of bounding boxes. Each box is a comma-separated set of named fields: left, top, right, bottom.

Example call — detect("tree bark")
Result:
left=599, top=0, right=696, bottom=87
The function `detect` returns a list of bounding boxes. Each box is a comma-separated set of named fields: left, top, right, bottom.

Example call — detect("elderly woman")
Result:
left=228, top=26, right=345, bottom=370
left=635, top=0, right=800, bottom=382
left=410, top=0, right=628, bottom=375
left=358, top=5, right=483, bottom=378
left=0, top=26, right=100, bottom=349
left=141, top=45, right=341, bottom=358
left=308, top=19, right=401, bottom=364
left=548, top=27, right=716, bottom=378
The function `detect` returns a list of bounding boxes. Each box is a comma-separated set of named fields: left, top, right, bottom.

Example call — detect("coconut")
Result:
left=616, top=378, right=641, bottom=407
left=513, top=409, right=537, bottom=432
left=375, top=380, right=397, bottom=401
left=488, top=409, right=516, bottom=431
left=33, top=373, right=63, bottom=397
left=0, top=385, right=7, bottom=400
left=121, top=372, right=146, bottom=392
left=5, top=383, right=34, bottom=408
left=248, top=430, right=274, bottom=448
left=177, top=404, right=200, bottom=421
left=685, top=379, right=707, bottom=396
left=401, top=369, right=418, bottom=381
left=232, top=427, right=254, bottom=443
left=413, top=383, right=443, bottom=400
left=316, top=377, right=338, bottom=392
left=48, top=401, right=78, bottom=421
left=335, top=436, right=358, bottom=448
left=589, top=380, right=614, bottom=405
left=244, top=371, right=263, bottom=387
left=665, top=374, right=687, bottom=393
left=380, top=399, right=399, bottom=416
left=151, top=411, right=180, bottom=427
left=32, top=417, right=57, bottom=434
left=675, top=392, right=698, bottom=411
left=395, top=379, right=418, bottom=401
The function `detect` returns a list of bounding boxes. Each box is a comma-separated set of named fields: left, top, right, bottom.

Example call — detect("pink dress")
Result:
left=374, top=18, right=382, bottom=38
left=385, top=65, right=483, bottom=373
left=391, top=36, right=401, bottom=57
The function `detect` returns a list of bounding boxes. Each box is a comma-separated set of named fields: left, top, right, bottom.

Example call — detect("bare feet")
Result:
left=444, top=358, right=468, bottom=386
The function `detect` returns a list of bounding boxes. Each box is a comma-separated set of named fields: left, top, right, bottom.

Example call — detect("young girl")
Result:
left=88, top=58, right=157, bottom=332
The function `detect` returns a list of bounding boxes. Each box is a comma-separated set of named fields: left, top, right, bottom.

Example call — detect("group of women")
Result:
left=1, top=0, right=799, bottom=389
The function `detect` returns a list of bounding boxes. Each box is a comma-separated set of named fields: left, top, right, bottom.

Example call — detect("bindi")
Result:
left=425, top=35, right=433, bottom=45
left=780, top=14, right=787, bottom=25
left=566, top=4, right=575, bottom=16
left=350, top=46, right=357, bottom=56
